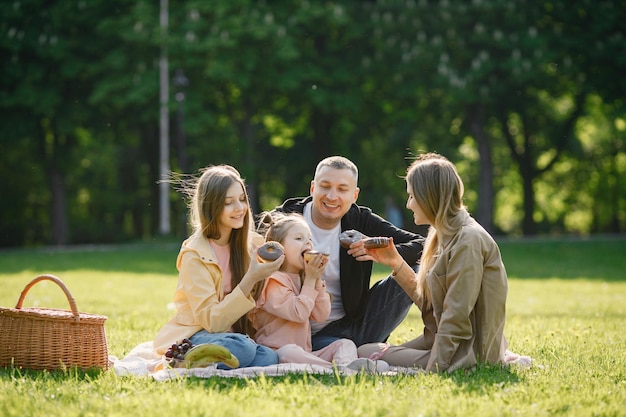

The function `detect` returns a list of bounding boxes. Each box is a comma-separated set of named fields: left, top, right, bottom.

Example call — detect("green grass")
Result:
left=1, top=237, right=625, bottom=417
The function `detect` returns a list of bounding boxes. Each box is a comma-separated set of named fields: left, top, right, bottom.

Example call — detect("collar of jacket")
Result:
left=181, top=232, right=218, bottom=264
left=276, top=196, right=371, bottom=232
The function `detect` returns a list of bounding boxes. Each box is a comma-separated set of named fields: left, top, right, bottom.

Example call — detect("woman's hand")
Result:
left=239, top=250, right=284, bottom=296
left=249, top=250, right=284, bottom=283
left=348, top=237, right=403, bottom=270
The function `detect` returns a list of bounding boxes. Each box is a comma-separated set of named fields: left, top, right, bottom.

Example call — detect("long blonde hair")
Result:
left=405, top=153, right=466, bottom=305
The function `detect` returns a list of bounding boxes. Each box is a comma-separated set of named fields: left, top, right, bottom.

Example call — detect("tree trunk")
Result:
left=498, top=111, right=538, bottom=236
left=50, top=166, right=68, bottom=246
left=39, top=120, right=68, bottom=246
left=141, top=124, right=160, bottom=238
left=609, top=147, right=621, bottom=233
left=467, top=105, right=495, bottom=235
left=520, top=155, right=536, bottom=236
left=311, top=107, right=333, bottom=161
left=242, top=99, right=260, bottom=216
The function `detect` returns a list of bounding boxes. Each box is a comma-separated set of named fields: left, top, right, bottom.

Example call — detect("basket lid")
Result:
left=0, top=306, right=107, bottom=324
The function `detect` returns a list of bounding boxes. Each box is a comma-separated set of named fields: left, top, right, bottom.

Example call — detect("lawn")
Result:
left=0, top=236, right=625, bottom=417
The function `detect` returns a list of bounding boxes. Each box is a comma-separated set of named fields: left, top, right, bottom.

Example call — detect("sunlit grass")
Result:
left=1, top=237, right=624, bottom=416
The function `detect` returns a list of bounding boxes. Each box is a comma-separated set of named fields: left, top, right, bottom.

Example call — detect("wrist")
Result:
left=391, top=259, right=404, bottom=277
left=303, top=275, right=317, bottom=285
left=238, top=278, right=252, bottom=295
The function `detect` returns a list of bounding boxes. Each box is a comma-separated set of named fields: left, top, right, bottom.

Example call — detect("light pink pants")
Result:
left=276, top=339, right=357, bottom=366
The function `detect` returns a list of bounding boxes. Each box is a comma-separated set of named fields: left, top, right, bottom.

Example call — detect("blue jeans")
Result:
left=311, top=272, right=414, bottom=351
left=189, top=331, right=278, bottom=369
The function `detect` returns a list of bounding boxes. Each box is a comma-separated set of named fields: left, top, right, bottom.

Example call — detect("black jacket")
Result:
left=274, top=197, right=424, bottom=321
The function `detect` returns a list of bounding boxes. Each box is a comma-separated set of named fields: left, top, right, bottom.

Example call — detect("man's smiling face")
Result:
left=309, top=166, right=359, bottom=230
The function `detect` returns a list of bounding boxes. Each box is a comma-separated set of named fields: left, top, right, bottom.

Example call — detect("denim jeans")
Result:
left=189, top=331, right=278, bottom=369
left=311, top=272, right=414, bottom=351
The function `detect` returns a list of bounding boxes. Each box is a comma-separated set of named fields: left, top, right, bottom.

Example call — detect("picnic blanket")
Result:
left=108, top=341, right=534, bottom=381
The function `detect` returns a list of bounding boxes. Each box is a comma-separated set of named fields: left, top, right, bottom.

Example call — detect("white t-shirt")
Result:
left=304, top=202, right=345, bottom=334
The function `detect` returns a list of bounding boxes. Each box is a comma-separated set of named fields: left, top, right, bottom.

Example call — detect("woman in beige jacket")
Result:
left=356, top=153, right=510, bottom=373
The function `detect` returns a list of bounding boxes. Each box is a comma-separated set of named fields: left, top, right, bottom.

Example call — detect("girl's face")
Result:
left=280, top=222, right=314, bottom=274
left=218, top=182, right=248, bottom=234
left=406, top=181, right=431, bottom=226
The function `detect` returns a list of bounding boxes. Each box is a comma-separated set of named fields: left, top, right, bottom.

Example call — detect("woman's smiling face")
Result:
left=218, top=182, right=248, bottom=234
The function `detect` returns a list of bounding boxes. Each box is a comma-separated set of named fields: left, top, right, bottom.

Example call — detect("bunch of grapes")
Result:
left=164, top=338, right=194, bottom=361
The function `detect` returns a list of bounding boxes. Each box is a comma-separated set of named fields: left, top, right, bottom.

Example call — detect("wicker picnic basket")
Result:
left=0, top=274, right=109, bottom=370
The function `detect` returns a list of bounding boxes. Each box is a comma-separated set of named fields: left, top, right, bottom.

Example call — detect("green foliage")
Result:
left=1, top=0, right=625, bottom=246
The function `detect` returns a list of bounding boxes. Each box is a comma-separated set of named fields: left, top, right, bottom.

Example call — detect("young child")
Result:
left=250, top=212, right=364, bottom=368
left=153, top=165, right=284, bottom=369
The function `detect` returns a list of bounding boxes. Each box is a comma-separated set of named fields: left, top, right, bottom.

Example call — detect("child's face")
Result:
left=218, top=182, right=248, bottom=233
left=280, top=222, right=314, bottom=274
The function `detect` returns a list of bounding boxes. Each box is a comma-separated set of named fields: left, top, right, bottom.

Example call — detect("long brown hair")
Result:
left=181, top=165, right=260, bottom=335
left=405, top=153, right=465, bottom=307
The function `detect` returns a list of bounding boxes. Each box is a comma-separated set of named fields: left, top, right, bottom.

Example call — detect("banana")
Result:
left=183, top=343, right=240, bottom=369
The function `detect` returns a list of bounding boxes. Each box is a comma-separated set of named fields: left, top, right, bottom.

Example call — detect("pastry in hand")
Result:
left=304, top=250, right=329, bottom=265
left=363, top=237, right=390, bottom=249
left=339, top=229, right=364, bottom=249
left=257, top=241, right=284, bottom=262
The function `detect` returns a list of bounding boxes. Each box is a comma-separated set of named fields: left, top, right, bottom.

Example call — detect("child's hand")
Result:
left=314, top=277, right=326, bottom=290
left=303, top=252, right=327, bottom=283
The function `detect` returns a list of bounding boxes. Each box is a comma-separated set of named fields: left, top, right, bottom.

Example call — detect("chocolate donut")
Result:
left=257, top=241, right=284, bottom=262
left=363, top=237, right=390, bottom=249
left=339, top=229, right=364, bottom=249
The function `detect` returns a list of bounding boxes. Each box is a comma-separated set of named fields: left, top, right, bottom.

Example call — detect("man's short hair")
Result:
left=314, top=156, right=358, bottom=183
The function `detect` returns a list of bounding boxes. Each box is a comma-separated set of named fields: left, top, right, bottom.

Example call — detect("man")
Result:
left=274, top=156, right=424, bottom=350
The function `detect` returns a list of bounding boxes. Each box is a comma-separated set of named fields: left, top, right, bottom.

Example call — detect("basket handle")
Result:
left=15, top=274, right=80, bottom=322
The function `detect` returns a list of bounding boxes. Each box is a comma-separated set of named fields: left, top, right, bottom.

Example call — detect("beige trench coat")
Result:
left=360, top=210, right=508, bottom=372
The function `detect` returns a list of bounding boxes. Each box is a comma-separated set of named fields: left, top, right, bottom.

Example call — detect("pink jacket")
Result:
left=251, top=271, right=330, bottom=351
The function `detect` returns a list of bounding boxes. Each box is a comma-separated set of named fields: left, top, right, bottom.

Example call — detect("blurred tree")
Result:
left=371, top=0, right=625, bottom=236
left=1, top=0, right=624, bottom=246
left=0, top=1, right=109, bottom=245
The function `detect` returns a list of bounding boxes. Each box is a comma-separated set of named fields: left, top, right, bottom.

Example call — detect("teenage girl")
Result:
left=153, top=165, right=284, bottom=369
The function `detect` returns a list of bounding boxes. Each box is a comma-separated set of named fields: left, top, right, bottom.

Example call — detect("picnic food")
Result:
left=164, top=339, right=239, bottom=368
left=183, top=343, right=239, bottom=368
left=257, top=241, right=284, bottom=262
left=304, top=250, right=329, bottom=264
left=363, top=237, right=391, bottom=249
left=165, top=338, right=194, bottom=361
left=339, top=229, right=364, bottom=248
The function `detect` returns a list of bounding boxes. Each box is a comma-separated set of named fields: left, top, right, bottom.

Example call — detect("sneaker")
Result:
left=345, top=358, right=390, bottom=374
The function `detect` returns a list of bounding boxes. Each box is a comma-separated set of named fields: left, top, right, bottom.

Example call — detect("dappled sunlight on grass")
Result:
left=1, top=237, right=624, bottom=417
